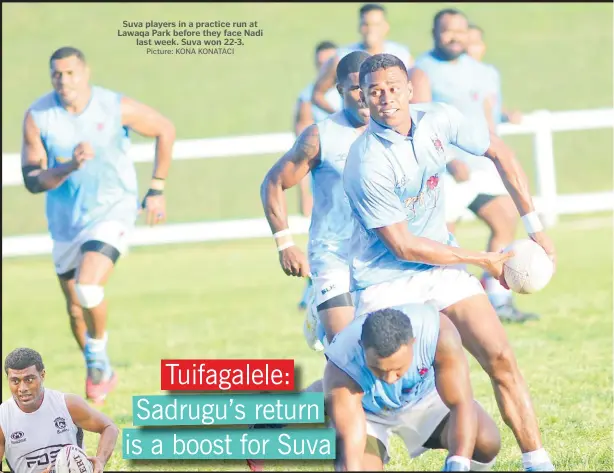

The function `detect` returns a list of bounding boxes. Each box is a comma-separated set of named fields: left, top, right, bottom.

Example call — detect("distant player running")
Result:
left=324, top=305, right=500, bottom=471
left=261, top=51, right=370, bottom=348
left=21, top=47, right=176, bottom=403
left=312, top=3, right=412, bottom=114
left=294, top=40, right=341, bottom=311
left=410, top=9, right=537, bottom=322
left=343, top=53, right=556, bottom=471
left=0, top=348, right=119, bottom=473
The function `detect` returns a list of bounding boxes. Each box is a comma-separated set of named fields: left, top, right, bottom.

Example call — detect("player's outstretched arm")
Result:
left=323, top=361, right=367, bottom=471
left=434, top=314, right=478, bottom=469
left=483, top=133, right=557, bottom=267
left=408, top=68, right=432, bottom=103
left=65, top=393, right=119, bottom=473
left=312, top=56, right=340, bottom=114
left=121, top=96, right=176, bottom=184
left=20, top=111, right=86, bottom=194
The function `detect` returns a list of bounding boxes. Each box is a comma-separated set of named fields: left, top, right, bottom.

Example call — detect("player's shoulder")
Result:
left=27, top=91, right=59, bottom=115
left=385, top=40, right=410, bottom=54
left=413, top=50, right=435, bottom=68
left=91, top=85, right=123, bottom=104
left=324, top=315, right=366, bottom=365
left=412, top=101, right=459, bottom=120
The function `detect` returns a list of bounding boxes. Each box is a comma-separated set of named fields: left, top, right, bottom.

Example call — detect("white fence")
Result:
left=3, top=108, right=614, bottom=258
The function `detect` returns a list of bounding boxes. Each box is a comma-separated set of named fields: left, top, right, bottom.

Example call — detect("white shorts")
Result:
left=354, top=265, right=485, bottom=316
left=311, top=268, right=352, bottom=307
left=365, top=388, right=449, bottom=464
left=52, top=220, right=133, bottom=276
left=444, top=169, right=509, bottom=223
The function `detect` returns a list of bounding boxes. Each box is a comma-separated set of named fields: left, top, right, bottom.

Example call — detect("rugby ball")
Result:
left=53, top=445, right=93, bottom=473
left=502, top=239, right=554, bottom=294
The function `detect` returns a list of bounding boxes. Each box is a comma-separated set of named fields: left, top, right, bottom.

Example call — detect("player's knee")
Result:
left=74, top=283, right=104, bottom=309
left=66, top=301, right=84, bottom=321
left=484, top=344, right=519, bottom=383
left=474, top=422, right=501, bottom=463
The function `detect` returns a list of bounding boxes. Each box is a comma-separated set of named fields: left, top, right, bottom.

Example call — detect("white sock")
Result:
left=484, top=273, right=512, bottom=307
left=522, top=448, right=551, bottom=470
left=86, top=332, right=108, bottom=353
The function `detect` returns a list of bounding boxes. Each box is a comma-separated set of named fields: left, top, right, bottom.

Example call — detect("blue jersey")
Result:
left=343, top=103, right=490, bottom=291
left=325, top=302, right=440, bottom=416
left=338, top=41, right=412, bottom=70
left=29, top=86, right=139, bottom=242
left=298, top=83, right=343, bottom=124
left=480, top=63, right=503, bottom=125
left=309, top=111, right=364, bottom=276
left=414, top=51, right=491, bottom=170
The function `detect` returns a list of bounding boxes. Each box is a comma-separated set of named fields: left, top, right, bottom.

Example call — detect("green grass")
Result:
left=1, top=3, right=613, bottom=237
left=2, top=3, right=613, bottom=471
left=2, top=214, right=612, bottom=471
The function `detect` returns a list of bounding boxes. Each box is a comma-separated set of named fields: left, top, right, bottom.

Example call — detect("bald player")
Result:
left=410, top=9, right=537, bottom=322
left=312, top=3, right=412, bottom=114
left=21, top=47, right=175, bottom=403
left=262, top=51, right=371, bottom=350
left=466, top=24, right=523, bottom=126
left=295, top=40, right=341, bottom=311
left=343, top=53, right=556, bottom=471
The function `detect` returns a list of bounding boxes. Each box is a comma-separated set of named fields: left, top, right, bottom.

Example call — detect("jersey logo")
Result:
left=54, top=416, right=69, bottom=434
left=10, top=431, right=26, bottom=444
left=426, top=174, right=439, bottom=190
left=97, top=122, right=105, bottom=131
left=418, top=367, right=429, bottom=377
left=431, top=134, right=445, bottom=156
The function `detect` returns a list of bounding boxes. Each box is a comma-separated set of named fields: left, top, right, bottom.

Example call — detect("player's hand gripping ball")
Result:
left=502, top=239, right=554, bottom=294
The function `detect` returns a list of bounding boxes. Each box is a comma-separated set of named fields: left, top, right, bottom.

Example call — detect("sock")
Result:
left=483, top=273, right=512, bottom=308
left=85, top=332, right=112, bottom=378
left=522, top=448, right=551, bottom=470
left=470, top=458, right=496, bottom=471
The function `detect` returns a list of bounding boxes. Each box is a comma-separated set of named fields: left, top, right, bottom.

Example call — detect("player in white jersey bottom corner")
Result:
left=0, top=348, right=119, bottom=473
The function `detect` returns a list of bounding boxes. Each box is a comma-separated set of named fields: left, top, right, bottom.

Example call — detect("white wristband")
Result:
left=273, top=229, right=292, bottom=239
left=446, top=456, right=471, bottom=470
left=277, top=241, right=295, bottom=252
left=521, top=212, right=544, bottom=234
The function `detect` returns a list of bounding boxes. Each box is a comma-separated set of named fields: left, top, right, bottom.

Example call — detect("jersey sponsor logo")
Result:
left=25, top=445, right=66, bottom=468
left=10, top=431, right=26, bottom=444
left=54, top=416, right=69, bottom=434
left=321, top=283, right=336, bottom=295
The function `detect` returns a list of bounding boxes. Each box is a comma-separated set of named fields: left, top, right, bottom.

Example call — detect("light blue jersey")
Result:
left=338, top=41, right=412, bottom=70
left=298, top=83, right=343, bottom=124
left=325, top=303, right=440, bottom=416
left=30, top=86, right=139, bottom=242
left=480, top=63, right=503, bottom=125
left=309, top=111, right=364, bottom=276
left=414, top=51, right=491, bottom=170
left=343, top=103, right=490, bottom=291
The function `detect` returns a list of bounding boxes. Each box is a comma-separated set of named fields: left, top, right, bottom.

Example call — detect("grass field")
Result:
left=2, top=215, right=613, bottom=471
left=2, top=2, right=613, bottom=472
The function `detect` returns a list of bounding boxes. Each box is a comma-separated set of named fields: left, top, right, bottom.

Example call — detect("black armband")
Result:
left=141, top=188, right=164, bottom=209
left=21, top=164, right=44, bottom=193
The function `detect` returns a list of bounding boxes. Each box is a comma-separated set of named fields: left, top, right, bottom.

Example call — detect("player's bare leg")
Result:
left=75, top=249, right=118, bottom=404
left=475, top=195, right=538, bottom=322
left=58, top=276, right=87, bottom=351
left=442, top=294, right=553, bottom=470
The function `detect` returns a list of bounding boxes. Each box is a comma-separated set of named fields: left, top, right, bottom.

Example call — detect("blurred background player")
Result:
left=312, top=3, right=412, bottom=114
left=324, top=306, right=501, bottom=472
left=410, top=9, right=538, bottom=322
left=0, top=348, right=119, bottom=473
left=466, top=24, right=523, bottom=126
left=294, top=40, right=342, bottom=311
left=262, top=51, right=371, bottom=346
left=21, top=47, right=176, bottom=403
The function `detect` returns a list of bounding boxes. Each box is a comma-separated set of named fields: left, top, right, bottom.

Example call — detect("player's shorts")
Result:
left=443, top=169, right=509, bottom=223
left=365, top=388, right=449, bottom=464
left=52, top=220, right=133, bottom=277
left=353, top=265, right=485, bottom=316
left=311, top=268, right=352, bottom=308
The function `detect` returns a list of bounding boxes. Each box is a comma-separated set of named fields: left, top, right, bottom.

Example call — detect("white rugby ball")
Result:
left=53, top=445, right=93, bottom=473
left=503, top=239, right=554, bottom=294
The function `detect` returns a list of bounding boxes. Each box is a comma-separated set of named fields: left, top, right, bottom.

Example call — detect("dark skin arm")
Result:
left=20, top=111, right=94, bottom=194
left=121, top=96, right=175, bottom=226
left=323, top=361, right=367, bottom=471
left=484, top=133, right=557, bottom=267
left=312, top=56, right=340, bottom=114
left=260, top=124, right=322, bottom=277
left=65, top=393, right=119, bottom=473
left=434, top=314, right=478, bottom=459
left=294, top=99, right=315, bottom=217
